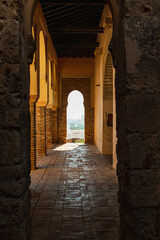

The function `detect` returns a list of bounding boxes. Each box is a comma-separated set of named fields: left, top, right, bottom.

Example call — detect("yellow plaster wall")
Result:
left=38, top=30, right=47, bottom=104
left=30, top=66, right=37, bottom=96
left=30, top=1, right=58, bottom=108
left=30, top=27, right=37, bottom=97
left=102, top=99, right=113, bottom=154
left=112, top=68, right=117, bottom=169
left=57, top=58, right=95, bottom=75
left=94, top=5, right=117, bottom=162
left=57, top=57, right=95, bottom=108
left=94, top=53, right=103, bottom=152
left=48, top=60, right=54, bottom=107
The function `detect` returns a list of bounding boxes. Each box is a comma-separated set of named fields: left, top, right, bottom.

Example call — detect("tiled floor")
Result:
left=30, top=144, right=119, bottom=240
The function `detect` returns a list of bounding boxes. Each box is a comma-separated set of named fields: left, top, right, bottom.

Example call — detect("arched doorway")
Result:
left=67, top=90, right=85, bottom=143
left=57, top=77, right=94, bottom=144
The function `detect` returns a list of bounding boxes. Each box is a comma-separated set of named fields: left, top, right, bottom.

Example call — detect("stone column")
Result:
left=36, top=104, right=46, bottom=157
left=29, top=96, right=37, bottom=170
left=85, top=107, right=94, bottom=144
left=52, top=107, right=58, bottom=143
left=116, top=1, right=160, bottom=239
left=46, top=105, right=53, bottom=151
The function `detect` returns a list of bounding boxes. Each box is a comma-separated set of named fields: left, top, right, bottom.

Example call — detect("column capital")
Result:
left=30, top=95, right=38, bottom=103
left=36, top=100, right=47, bottom=107
left=46, top=103, right=54, bottom=109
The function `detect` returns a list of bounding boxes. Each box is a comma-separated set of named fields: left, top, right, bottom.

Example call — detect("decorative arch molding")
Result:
left=61, top=78, right=91, bottom=108
left=24, top=0, right=38, bottom=64
left=107, top=0, right=120, bottom=68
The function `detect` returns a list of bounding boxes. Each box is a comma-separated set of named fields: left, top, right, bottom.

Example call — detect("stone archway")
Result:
left=1, top=0, right=160, bottom=240
left=58, top=78, right=94, bottom=143
left=25, top=1, right=160, bottom=239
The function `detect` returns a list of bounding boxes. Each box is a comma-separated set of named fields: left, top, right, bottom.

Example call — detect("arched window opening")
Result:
left=67, top=90, right=85, bottom=143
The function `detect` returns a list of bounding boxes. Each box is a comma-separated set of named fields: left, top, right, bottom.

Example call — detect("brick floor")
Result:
left=30, top=144, right=119, bottom=240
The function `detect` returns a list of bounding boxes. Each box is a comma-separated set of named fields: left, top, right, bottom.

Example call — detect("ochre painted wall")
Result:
left=57, top=57, right=95, bottom=144
left=57, top=58, right=95, bottom=75
left=94, top=5, right=117, bottom=164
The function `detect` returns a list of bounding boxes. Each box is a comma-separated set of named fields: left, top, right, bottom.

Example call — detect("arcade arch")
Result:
left=37, top=31, right=47, bottom=104
left=58, top=77, right=94, bottom=144
left=1, top=0, right=159, bottom=239
left=102, top=52, right=114, bottom=155
left=67, top=90, right=85, bottom=142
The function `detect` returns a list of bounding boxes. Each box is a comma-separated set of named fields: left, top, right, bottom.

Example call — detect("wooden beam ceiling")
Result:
left=41, top=2, right=106, bottom=6
left=49, top=27, right=104, bottom=34
left=54, top=43, right=99, bottom=48
left=39, top=0, right=106, bottom=57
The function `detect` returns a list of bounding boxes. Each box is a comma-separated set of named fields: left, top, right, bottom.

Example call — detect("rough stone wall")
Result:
left=36, top=106, right=46, bottom=157
left=0, top=1, right=31, bottom=239
left=58, top=78, right=94, bottom=143
left=115, top=1, right=160, bottom=239
left=46, top=107, right=53, bottom=151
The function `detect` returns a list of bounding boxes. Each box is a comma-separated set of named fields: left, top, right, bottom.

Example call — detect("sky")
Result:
left=67, top=90, right=84, bottom=119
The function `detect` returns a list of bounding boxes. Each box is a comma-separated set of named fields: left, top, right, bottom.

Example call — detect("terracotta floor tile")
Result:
left=31, top=143, right=119, bottom=240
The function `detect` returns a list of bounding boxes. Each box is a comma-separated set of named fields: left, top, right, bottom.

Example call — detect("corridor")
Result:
left=31, top=144, right=119, bottom=240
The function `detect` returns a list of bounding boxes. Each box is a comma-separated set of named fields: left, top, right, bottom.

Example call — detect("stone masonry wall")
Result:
left=36, top=106, right=46, bottom=157
left=58, top=78, right=94, bottom=143
left=115, top=1, right=160, bottom=239
left=0, top=1, right=31, bottom=239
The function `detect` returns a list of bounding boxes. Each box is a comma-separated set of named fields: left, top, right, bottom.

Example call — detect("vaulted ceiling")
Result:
left=39, top=0, right=106, bottom=57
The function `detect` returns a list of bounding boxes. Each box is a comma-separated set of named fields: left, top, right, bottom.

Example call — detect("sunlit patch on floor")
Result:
left=51, top=143, right=83, bottom=152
